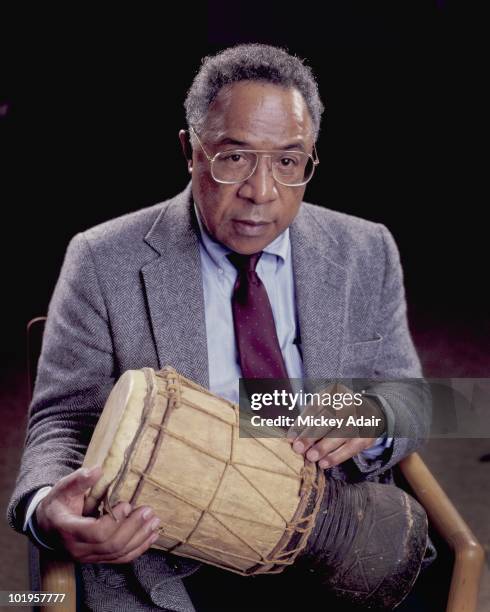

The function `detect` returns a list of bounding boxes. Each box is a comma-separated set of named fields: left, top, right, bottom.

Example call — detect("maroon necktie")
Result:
left=227, top=251, right=290, bottom=383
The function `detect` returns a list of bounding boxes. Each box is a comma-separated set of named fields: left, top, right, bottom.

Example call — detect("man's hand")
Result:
left=287, top=384, right=385, bottom=469
left=35, top=466, right=161, bottom=563
left=289, top=435, right=377, bottom=469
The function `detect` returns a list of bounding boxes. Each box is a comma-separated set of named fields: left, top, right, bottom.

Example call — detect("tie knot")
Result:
left=227, top=251, right=263, bottom=273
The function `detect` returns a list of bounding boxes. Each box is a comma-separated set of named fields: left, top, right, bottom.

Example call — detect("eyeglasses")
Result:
left=189, top=127, right=319, bottom=187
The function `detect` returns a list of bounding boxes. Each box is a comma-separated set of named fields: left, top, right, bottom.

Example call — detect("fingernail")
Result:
left=142, top=508, right=154, bottom=521
left=146, top=517, right=160, bottom=534
left=319, top=460, right=329, bottom=469
left=123, top=504, right=132, bottom=517
left=150, top=532, right=159, bottom=544
left=293, top=441, right=304, bottom=453
left=150, top=518, right=160, bottom=531
left=85, top=465, right=100, bottom=476
left=307, top=450, right=319, bottom=461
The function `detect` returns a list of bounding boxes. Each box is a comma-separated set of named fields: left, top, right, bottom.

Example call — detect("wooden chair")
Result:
left=26, top=317, right=485, bottom=612
left=397, top=453, right=484, bottom=611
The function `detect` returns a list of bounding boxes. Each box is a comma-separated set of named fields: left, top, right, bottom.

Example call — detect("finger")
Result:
left=81, top=530, right=160, bottom=564
left=62, top=505, right=157, bottom=560
left=69, top=510, right=160, bottom=562
left=70, top=504, right=156, bottom=547
left=306, top=438, right=345, bottom=462
left=110, top=502, right=132, bottom=522
left=286, top=400, right=311, bottom=437
left=287, top=407, right=325, bottom=440
left=98, top=514, right=161, bottom=561
left=288, top=409, right=337, bottom=453
left=58, top=502, right=134, bottom=543
left=291, top=436, right=318, bottom=455
left=106, top=530, right=161, bottom=564
left=293, top=422, right=337, bottom=454
left=92, top=507, right=160, bottom=558
left=57, top=511, right=109, bottom=544
left=56, top=466, right=103, bottom=500
left=318, top=439, right=367, bottom=468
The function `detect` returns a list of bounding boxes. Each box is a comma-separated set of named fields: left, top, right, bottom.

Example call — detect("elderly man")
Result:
left=8, top=44, right=431, bottom=610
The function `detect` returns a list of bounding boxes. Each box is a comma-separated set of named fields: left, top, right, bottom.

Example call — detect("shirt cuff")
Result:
left=358, top=392, right=395, bottom=460
left=363, top=392, right=396, bottom=439
left=23, top=486, right=55, bottom=551
left=360, top=435, right=394, bottom=460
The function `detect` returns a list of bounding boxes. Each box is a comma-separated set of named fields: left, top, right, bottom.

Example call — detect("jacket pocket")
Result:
left=341, top=336, right=383, bottom=373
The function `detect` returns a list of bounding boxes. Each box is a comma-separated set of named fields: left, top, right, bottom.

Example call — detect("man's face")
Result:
left=182, top=81, right=315, bottom=254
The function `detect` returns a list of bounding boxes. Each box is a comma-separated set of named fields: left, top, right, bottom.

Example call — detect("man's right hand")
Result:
left=35, top=466, right=161, bottom=563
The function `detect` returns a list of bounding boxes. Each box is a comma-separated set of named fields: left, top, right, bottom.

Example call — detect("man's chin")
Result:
left=225, top=233, right=276, bottom=255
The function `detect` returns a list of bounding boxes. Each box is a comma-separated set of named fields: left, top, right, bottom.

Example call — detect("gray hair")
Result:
left=184, top=43, right=324, bottom=142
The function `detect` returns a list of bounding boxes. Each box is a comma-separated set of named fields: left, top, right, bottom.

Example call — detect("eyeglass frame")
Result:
left=188, top=126, right=320, bottom=187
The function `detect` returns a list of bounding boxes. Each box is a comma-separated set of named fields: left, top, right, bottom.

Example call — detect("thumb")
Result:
left=57, top=466, right=103, bottom=500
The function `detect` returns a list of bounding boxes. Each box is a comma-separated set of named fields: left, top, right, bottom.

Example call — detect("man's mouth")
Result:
left=232, top=219, right=271, bottom=236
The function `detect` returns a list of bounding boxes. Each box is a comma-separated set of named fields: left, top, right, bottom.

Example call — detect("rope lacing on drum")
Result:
left=104, top=366, right=325, bottom=575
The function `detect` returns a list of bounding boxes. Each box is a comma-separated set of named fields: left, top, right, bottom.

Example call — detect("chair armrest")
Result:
left=40, top=551, right=76, bottom=612
left=399, top=452, right=485, bottom=612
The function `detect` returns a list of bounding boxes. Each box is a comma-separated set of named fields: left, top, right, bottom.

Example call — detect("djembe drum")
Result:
left=83, top=366, right=324, bottom=574
left=83, top=366, right=428, bottom=610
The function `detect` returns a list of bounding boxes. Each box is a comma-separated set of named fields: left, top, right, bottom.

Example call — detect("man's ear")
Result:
left=179, top=129, right=193, bottom=173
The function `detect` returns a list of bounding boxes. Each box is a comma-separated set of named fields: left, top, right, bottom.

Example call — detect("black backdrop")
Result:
left=1, top=2, right=488, bottom=372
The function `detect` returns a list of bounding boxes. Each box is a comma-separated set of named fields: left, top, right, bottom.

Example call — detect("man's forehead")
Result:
left=204, top=81, right=314, bottom=145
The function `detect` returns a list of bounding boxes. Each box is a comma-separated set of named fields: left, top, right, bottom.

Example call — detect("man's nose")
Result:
left=238, top=155, right=277, bottom=204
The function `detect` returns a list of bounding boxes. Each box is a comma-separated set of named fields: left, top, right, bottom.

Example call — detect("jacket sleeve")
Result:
left=6, top=232, right=117, bottom=533
left=352, top=224, right=431, bottom=476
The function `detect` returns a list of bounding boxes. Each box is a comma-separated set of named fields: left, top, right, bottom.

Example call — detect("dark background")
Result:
left=0, top=4, right=489, bottom=606
left=0, top=2, right=488, bottom=375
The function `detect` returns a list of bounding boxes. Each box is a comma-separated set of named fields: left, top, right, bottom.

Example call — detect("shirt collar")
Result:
left=193, top=202, right=289, bottom=269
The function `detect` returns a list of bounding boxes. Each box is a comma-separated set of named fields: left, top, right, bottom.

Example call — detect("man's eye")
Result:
left=280, top=157, right=297, bottom=166
left=222, top=153, right=243, bottom=162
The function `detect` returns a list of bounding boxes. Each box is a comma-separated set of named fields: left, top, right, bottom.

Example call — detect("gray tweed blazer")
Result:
left=7, top=183, right=430, bottom=611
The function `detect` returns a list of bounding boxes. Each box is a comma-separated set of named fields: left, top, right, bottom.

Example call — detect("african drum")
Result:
left=83, top=366, right=429, bottom=609
left=83, top=366, right=324, bottom=575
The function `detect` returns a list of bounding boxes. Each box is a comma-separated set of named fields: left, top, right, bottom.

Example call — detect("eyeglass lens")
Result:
left=212, top=150, right=314, bottom=185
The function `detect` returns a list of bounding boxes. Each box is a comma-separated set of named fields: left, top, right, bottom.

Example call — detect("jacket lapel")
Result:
left=290, top=206, right=348, bottom=378
left=141, top=185, right=209, bottom=388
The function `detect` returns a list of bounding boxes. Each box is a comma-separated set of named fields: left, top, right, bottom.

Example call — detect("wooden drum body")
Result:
left=83, top=367, right=324, bottom=575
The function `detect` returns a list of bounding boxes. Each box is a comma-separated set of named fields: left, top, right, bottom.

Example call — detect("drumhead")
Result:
left=83, top=369, right=149, bottom=514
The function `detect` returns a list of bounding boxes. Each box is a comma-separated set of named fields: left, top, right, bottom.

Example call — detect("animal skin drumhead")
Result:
left=83, top=369, right=149, bottom=514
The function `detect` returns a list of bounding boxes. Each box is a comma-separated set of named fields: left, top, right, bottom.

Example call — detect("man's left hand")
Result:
left=288, top=435, right=377, bottom=469
left=287, top=383, right=386, bottom=468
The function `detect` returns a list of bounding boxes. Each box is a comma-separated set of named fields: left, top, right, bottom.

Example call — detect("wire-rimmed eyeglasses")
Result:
left=189, top=127, right=319, bottom=187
